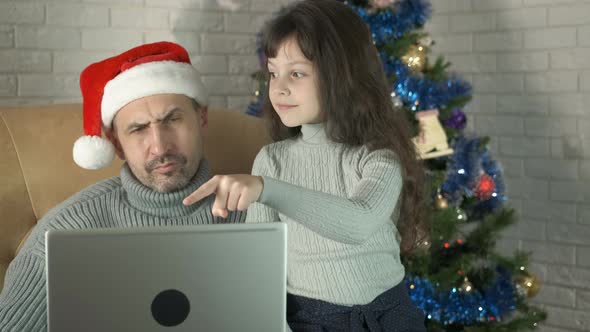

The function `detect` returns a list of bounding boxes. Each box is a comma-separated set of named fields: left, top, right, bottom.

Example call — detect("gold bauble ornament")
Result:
left=514, top=274, right=541, bottom=298
left=435, top=193, right=448, bottom=210
left=460, top=277, right=473, bottom=293
left=401, top=44, right=426, bottom=73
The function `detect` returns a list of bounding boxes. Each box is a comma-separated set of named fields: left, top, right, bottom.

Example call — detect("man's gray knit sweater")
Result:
left=0, top=160, right=244, bottom=331
left=246, top=123, right=405, bottom=306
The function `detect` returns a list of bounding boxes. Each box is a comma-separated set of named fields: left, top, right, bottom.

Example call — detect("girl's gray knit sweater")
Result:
left=246, top=123, right=405, bottom=306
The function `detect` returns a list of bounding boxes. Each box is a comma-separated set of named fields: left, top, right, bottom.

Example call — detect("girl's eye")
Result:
left=292, top=72, right=304, bottom=78
left=268, top=72, right=277, bottom=79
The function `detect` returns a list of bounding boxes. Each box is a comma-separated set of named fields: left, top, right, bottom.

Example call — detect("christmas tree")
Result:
left=246, top=0, right=547, bottom=330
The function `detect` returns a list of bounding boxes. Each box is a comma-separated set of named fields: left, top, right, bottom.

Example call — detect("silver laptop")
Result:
left=46, top=223, right=287, bottom=332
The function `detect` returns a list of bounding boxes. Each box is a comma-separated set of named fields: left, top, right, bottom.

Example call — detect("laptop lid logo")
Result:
left=151, top=289, right=191, bottom=327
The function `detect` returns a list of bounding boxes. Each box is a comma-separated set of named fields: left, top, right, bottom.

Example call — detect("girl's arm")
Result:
left=245, top=147, right=280, bottom=224
left=258, top=148, right=402, bottom=245
left=245, top=200, right=278, bottom=224
left=183, top=147, right=402, bottom=244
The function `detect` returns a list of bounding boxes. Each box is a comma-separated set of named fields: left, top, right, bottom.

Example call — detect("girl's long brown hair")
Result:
left=260, top=0, right=427, bottom=254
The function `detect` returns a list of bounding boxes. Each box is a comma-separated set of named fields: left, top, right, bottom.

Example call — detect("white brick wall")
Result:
left=0, top=0, right=292, bottom=109
left=428, top=1, right=590, bottom=331
left=1, top=1, right=589, bottom=331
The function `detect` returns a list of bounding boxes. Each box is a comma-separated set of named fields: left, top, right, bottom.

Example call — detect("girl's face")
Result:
left=267, top=36, right=323, bottom=127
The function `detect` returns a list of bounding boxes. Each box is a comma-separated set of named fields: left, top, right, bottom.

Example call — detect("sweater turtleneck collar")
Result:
left=121, top=159, right=211, bottom=217
left=300, top=122, right=329, bottom=144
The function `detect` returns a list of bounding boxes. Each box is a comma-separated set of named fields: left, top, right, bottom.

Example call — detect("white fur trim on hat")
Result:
left=73, top=135, right=115, bottom=170
left=101, top=61, right=209, bottom=128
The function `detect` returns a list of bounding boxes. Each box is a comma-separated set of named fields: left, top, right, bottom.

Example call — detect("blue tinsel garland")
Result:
left=381, top=53, right=472, bottom=112
left=246, top=95, right=264, bottom=117
left=404, top=269, right=517, bottom=325
left=349, top=0, right=432, bottom=45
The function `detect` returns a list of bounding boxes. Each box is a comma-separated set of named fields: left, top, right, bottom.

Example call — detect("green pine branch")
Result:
left=407, top=208, right=521, bottom=288
left=431, top=208, right=462, bottom=242
left=382, top=31, right=427, bottom=58
left=490, top=250, right=531, bottom=275
left=424, top=300, right=547, bottom=332
left=463, top=266, right=495, bottom=289
left=462, top=300, right=547, bottom=332
left=402, top=250, right=431, bottom=276
left=428, top=170, right=447, bottom=192
left=423, top=56, right=450, bottom=82
left=464, top=209, right=516, bottom=256
left=428, top=253, right=476, bottom=289
left=438, top=96, right=472, bottom=118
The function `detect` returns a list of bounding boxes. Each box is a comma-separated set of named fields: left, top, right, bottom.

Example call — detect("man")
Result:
left=0, top=41, right=244, bottom=331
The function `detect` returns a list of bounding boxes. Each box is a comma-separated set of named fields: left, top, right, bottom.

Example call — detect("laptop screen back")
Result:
left=46, top=223, right=287, bottom=332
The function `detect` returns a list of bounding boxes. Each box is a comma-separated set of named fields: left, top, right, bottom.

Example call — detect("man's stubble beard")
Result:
left=146, top=166, right=194, bottom=193
left=133, top=153, right=199, bottom=193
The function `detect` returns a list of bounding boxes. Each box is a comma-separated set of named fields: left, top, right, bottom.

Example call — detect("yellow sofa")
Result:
left=0, top=104, right=271, bottom=291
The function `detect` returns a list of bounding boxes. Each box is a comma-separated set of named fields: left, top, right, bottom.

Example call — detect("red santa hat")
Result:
left=73, top=41, right=208, bottom=170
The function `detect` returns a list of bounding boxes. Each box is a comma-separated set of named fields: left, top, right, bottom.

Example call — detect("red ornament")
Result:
left=476, top=174, right=496, bottom=200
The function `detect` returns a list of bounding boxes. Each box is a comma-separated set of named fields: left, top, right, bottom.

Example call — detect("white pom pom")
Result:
left=73, top=135, right=115, bottom=170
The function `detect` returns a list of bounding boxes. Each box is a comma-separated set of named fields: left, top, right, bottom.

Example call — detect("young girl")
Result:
left=184, top=0, right=426, bottom=330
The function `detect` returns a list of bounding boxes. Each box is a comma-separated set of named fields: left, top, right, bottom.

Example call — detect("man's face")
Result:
left=108, top=93, right=208, bottom=193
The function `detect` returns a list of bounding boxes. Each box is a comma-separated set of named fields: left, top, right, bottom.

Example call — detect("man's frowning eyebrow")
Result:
left=125, top=107, right=184, bottom=133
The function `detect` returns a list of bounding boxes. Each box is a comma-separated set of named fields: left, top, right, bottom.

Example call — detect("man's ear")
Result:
left=104, top=127, right=125, bottom=160
left=200, top=106, right=209, bottom=129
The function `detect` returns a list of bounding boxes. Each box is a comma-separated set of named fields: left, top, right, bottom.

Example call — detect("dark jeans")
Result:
left=287, top=282, right=426, bottom=332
